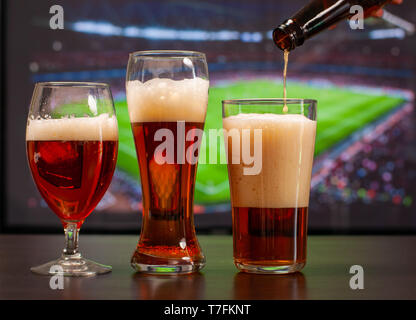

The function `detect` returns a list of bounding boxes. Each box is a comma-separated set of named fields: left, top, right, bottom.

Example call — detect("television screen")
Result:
left=3, top=0, right=416, bottom=232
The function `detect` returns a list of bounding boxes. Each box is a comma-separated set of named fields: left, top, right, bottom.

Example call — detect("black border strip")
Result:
left=0, top=0, right=7, bottom=233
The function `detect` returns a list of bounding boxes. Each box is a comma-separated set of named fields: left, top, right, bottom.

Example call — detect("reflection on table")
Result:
left=233, top=272, right=307, bottom=300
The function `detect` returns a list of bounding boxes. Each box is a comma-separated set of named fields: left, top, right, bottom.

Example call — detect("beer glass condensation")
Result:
left=126, top=51, right=209, bottom=274
left=222, top=99, right=317, bottom=274
left=26, top=82, right=119, bottom=276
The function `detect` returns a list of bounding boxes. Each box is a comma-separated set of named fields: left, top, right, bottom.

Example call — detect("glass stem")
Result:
left=63, top=223, right=80, bottom=256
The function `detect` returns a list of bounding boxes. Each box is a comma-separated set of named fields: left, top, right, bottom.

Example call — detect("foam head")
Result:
left=126, top=77, right=209, bottom=123
left=223, top=113, right=316, bottom=209
left=26, top=113, right=119, bottom=141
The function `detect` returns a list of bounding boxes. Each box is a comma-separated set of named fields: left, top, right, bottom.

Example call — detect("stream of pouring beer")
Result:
left=283, top=50, right=289, bottom=113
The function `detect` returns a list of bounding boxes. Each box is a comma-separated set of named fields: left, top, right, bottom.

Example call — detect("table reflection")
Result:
left=233, top=272, right=307, bottom=299
left=131, top=272, right=205, bottom=300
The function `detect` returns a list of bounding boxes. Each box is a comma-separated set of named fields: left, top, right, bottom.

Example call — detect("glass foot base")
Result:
left=235, top=262, right=305, bottom=274
left=31, top=253, right=112, bottom=277
left=131, top=246, right=206, bottom=275
left=131, top=262, right=205, bottom=275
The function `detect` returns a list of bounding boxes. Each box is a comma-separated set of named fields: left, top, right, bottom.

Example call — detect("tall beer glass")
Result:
left=222, top=99, right=317, bottom=274
left=126, top=51, right=209, bottom=274
left=26, top=82, right=119, bottom=276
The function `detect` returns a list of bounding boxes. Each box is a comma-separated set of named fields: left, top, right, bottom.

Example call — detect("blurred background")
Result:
left=2, top=0, right=415, bottom=233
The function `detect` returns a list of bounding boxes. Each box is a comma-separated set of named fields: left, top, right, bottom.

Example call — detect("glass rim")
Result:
left=35, top=82, right=110, bottom=88
left=222, top=98, right=317, bottom=105
left=129, top=50, right=206, bottom=59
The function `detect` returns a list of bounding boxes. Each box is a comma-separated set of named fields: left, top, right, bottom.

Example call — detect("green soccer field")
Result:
left=114, top=79, right=405, bottom=204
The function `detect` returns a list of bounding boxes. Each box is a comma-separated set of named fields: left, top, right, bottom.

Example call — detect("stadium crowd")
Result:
left=310, top=105, right=416, bottom=215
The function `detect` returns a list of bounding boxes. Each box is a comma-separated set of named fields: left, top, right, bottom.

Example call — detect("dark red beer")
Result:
left=27, top=140, right=118, bottom=227
left=233, top=207, right=308, bottom=269
left=130, top=121, right=205, bottom=268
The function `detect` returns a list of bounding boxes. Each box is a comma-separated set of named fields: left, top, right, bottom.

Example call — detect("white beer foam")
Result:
left=223, top=113, right=316, bottom=208
left=126, top=78, right=209, bottom=123
left=26, top=113, right=119, bottom=141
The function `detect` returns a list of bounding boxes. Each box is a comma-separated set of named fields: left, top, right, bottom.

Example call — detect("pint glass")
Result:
left=222, top=99, right=317, bottom=274
left=126, top=51, right=209, bottom=274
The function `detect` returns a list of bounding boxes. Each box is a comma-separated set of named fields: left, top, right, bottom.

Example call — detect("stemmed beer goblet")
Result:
left=26, top=82, right=119, bottom=276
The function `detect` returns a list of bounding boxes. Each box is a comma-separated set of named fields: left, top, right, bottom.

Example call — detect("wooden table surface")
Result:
left=0, top=235, right=415, bottom=300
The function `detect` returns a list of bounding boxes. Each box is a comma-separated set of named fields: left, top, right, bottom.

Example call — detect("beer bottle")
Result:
left=273, top=0, right=391, bottom=51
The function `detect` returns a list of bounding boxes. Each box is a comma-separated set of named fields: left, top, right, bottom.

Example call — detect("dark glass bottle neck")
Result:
left=273, top=20, right=305, bottom=51
left=273, top=0, right=390, bottom=51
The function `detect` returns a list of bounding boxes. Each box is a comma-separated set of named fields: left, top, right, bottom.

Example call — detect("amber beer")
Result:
left=130, top=121, right=204, bottom=262
left=26, top=115, right=118, bottom=227
left=126, top=77, right=209, bottom=272
left=223, top=112, right=316, bottom=273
